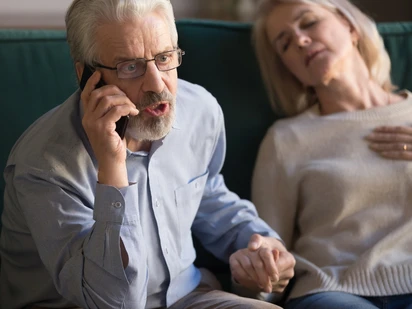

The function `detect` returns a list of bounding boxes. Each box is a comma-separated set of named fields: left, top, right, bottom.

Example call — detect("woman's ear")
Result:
left=350, top=27, right=360, bottom=47
left=337, top=11, right=359, bottom=45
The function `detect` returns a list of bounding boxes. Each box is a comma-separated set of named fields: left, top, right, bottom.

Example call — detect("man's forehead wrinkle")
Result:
left=96, top=14, right=173, bottom=65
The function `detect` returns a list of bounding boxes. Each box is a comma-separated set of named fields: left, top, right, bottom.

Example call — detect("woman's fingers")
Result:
left=259, top=247, right=278, bottom=282
left=366, top=126, right=412, bottom=143
left=366, top=126, right=412, bottom=160
left=371, top=147, right=412, bottom=160
left=374, top=125, right=412, bottom=135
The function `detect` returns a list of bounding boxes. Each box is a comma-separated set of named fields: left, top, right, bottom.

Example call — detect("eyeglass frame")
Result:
left=92, top=48, right=185, bottom=79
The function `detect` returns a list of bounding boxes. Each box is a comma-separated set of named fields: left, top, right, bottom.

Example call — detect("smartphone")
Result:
left=79, top=65, right=129, bottom=139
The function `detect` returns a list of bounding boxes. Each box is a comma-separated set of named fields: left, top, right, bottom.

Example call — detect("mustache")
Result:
left=138, top=90, right=175, bottom=110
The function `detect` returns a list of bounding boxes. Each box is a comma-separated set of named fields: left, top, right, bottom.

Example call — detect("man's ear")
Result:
left=75, top=62, right=84, bottom=82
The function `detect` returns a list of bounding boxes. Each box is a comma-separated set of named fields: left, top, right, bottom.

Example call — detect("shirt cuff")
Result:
left=93, top=183, right=139, bottom=224
left=235, top=217, right=282, bottom=250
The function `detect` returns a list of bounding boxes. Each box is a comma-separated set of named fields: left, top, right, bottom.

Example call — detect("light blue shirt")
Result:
left=0, top=79, right=279, bottom=309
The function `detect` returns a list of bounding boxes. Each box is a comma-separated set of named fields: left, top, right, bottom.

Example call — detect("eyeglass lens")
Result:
left=116, top=49, right=182, bottom=79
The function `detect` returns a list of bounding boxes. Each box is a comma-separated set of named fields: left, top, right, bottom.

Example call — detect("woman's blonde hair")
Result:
left=253, top=0, right=395, bottom=116
left=66, top=0, right=177, bottom=65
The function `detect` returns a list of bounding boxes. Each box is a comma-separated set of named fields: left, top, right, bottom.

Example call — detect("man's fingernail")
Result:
left=250, top=242, right=258, bottom=248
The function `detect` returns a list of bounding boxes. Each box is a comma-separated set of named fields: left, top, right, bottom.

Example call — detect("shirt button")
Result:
left=195, top=182, right=198, bottom=189
left=112, top=201, right=122, bottom=208
left=155, top=200, right=160, bottom=208
left=165, top=247, right=169, bottom=254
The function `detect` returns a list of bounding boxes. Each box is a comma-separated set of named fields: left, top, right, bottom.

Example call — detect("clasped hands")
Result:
left=229, top=234, right=295, bottom=294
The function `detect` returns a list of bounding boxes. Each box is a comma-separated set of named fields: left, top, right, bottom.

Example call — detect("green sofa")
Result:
left=1, top=19, right=412, bottom=293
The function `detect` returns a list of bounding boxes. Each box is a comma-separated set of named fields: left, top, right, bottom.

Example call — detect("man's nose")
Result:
left=141, top=61, right=164, bottom=94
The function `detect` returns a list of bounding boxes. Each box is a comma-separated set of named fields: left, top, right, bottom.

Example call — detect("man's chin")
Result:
left=126, top=114, right=174, bottom=142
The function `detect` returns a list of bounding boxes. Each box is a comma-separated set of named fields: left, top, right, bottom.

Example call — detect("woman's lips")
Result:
left=305, top=49, right=325, bottom=67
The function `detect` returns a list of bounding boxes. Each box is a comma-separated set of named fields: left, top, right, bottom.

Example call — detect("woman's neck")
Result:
left=313, top=49, right=396, bottom=115
left=315, top=79, right=391, bottom=115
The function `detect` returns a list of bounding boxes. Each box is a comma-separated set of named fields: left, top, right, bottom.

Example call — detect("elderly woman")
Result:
left=250, top=0, right=412, bottom=308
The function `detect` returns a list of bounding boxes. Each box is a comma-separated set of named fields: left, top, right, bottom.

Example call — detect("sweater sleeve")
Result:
left=251, top=125, right=298, bottom=250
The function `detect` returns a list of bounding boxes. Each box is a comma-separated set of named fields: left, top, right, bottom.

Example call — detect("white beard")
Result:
left=126, top=99, right=175, bottom=141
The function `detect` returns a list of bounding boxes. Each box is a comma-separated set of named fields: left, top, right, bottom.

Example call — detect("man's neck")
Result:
left=126, top=138, right=152, bottom=153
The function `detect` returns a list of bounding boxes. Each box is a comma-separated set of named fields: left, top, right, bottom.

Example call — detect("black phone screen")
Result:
left=79, top=65, right=129, bottom=139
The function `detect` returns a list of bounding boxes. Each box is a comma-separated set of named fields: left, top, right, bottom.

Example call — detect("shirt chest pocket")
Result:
left=174, top=170, right=209, bottom=259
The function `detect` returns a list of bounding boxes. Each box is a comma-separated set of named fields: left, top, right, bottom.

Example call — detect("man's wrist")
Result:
left=98, top=163, right=129, bottom=188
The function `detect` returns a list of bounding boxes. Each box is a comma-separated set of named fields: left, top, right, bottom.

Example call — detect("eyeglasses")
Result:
left=93, top=48, right=185, bottom=79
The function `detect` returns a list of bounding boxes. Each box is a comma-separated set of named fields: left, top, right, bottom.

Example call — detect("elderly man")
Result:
left=0, top=0, right=295, bottom=308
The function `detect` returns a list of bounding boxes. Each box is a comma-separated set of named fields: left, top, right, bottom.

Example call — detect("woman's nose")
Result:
left=294, top=31, right=311, bottom=48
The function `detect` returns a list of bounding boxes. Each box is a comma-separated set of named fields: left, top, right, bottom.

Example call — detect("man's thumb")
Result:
left=248, top=234, right=262, bottom=251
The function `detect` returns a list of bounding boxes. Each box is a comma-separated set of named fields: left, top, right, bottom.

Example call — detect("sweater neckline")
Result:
left=307, top=90, right=412, bottom=121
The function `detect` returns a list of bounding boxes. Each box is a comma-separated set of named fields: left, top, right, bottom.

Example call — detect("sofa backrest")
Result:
left=1, top=20, right=412, bottom=230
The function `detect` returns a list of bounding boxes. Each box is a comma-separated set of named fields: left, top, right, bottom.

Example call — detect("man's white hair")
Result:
left=66, top=0, right=177, bottom=65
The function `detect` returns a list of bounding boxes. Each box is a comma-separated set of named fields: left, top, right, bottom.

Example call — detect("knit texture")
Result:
left=252, top=91, right=412, bottom=300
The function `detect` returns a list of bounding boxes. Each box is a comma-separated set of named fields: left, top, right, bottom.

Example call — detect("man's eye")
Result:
left=157, top=53, right=172, bottom=63
left=118, top=61, right=142, bottom=74
left=125, top=63, right=137, bottom=72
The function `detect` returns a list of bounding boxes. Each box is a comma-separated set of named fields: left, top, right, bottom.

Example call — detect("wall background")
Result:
left=0, top=0, right=411, bottom=28
left=354, top=0, right=412, bottom=23
left=0, top=0, right=193, bottom=28
left=0, top=0, right=72, bottom=28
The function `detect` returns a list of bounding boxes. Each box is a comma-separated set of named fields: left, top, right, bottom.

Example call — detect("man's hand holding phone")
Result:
left=80, top=70, right=139, bottom=188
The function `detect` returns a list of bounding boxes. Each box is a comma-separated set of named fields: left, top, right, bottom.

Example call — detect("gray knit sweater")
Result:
left=252, top=91, right=412, bottom=300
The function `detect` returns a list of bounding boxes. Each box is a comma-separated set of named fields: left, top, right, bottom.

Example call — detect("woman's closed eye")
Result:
left=300, top=18, right=318, bottom=29
left=277, top=35, right=291, bottom=53
left=282, top=39, right=291, bottom=52
left=276, top=17, right=318, bottom=53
